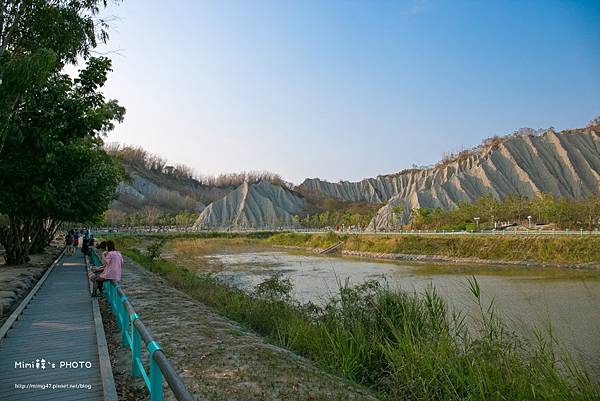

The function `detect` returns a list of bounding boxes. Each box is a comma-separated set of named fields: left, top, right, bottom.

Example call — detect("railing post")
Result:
left=104, top=280, right=110, bottom=301
left=130, top=313, right=142, bottom=377
left=107, top=282, right=113, bottom=309
left=113, top=284, right=121, bottom=328
left=147, top=341, right=163, bottom=401
left=119, top=293, right=129, bottom=346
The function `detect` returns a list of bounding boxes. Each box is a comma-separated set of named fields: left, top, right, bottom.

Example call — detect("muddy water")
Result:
left=206, top=250, right=600, bottom=378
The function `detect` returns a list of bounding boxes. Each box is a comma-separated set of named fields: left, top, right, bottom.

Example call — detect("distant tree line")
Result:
left=104, top=208, right=198, bottom=228
left=197, top=172, right=289, bottom=188
left=295, top=209, right=377, bottom=229
left=406, top=193, right=600, bottom=231
left=296, top=189, right=382, bottom=229
left=107, top=143, right=291, bottom=188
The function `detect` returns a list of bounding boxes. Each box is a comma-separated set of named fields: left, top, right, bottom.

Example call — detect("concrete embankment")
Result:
left=102, top=255, right=378, bottom=401
left=338, top=250, right=600, bottom=269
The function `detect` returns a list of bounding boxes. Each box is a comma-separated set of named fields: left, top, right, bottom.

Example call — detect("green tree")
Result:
left=531, top=193, right=555, bottom=224
left=391, top=206, right=404, bottom=229
left=0, top=57, right=124, bottom=263
left=1, top=0, right=113, bottom=153
left=29, top=138, right=125, bottom=253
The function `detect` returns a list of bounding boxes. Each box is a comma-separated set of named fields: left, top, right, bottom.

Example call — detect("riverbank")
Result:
left=113, top=236, right=600, bottom=400
left=267, top=232, right=600, bottom=267
left=102, top=250, right=377, bottom=401
left=275, top=245, right=600, bottom=270
left=0, top=246, right=62, bottom=323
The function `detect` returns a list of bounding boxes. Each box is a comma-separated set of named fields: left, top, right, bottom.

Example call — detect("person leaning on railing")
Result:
left=89, top=240, right=124, bottom=297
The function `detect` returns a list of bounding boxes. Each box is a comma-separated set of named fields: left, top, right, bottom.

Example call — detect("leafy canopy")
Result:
left=0, top=56, right=125, bottom=222
left=0, top=0, right=115, bottom=151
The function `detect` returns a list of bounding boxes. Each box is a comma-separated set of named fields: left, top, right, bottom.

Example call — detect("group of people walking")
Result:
left=64, top=228, right=94, bottom=255
left=64, top=228, right=123, bottom=298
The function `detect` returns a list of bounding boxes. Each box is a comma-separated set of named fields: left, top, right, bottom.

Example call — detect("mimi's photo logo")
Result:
left=14, top=359, right=92, bottom=369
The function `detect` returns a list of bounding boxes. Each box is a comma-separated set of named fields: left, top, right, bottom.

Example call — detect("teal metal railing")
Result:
left=90, top=251, right=194, bottom=401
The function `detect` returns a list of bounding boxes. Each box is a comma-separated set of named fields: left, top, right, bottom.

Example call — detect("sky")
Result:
left=94, top=0, right=600, bottom=184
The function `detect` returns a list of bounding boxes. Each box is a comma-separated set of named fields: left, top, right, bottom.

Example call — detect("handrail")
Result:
left=90, top=251, right=195, bottom=401
left=92, top=226, right=600, bottom=236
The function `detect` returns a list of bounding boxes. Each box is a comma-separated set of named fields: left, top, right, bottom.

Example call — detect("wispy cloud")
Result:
left=404, top=0, right=431, bottom=16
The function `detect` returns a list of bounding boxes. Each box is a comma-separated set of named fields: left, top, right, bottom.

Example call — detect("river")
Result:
left=204, top=250, right=600, bottom=378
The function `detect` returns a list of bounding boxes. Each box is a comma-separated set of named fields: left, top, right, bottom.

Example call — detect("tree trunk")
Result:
left=0, top=215, right=33, bottom=265
left=30, top=218, right=61, bottom=254
left=30, top=220, right=46, bottom=254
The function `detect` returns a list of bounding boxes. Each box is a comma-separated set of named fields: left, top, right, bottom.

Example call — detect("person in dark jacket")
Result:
left=65, top=230, right=74, bottom=255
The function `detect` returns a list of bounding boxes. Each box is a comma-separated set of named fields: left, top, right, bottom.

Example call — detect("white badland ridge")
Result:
left=116, top=173, right=207, bottom=212
left=300, top=129, right=600, bottom=230
left=192, top=180, right=307, bottom=230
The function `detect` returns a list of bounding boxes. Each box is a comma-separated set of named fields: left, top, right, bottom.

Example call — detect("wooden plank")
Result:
left=0, top=249, right=66, bottom=340
left=0, top=250, right=109, bottom=401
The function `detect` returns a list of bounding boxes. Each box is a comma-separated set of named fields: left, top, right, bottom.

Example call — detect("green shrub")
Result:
left=146, top=239, right=166, bottom=260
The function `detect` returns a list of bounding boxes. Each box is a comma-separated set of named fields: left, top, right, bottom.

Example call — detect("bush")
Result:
left=146, top=239, right=166, bottom=260
left=254, top=273, right=293, bottom=302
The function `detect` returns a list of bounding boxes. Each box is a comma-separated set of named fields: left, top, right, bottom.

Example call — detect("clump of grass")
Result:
left=267, top=231, right=347, bottom=250
left=171, top=237, right=262, bottom=255
left=146, top=238, right=166, bottom=260
left=116, top=239, right=599, bottom=400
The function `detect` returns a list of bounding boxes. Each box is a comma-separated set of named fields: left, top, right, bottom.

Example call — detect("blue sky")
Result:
left=98, top=0, right=600, bottom=183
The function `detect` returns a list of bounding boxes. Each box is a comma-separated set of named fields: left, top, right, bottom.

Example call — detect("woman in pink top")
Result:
left=101, top=241, right=123, bottom=281
left=90, top=240, right=123, bottom=297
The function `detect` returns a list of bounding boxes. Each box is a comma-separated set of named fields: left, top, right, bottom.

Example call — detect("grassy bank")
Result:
left=114, top=237, right=599, bottom=400
left=268, top=232, right=600, bottom=264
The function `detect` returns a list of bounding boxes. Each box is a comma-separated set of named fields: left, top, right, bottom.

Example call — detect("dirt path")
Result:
left=104, top=255, right=378, bottom=401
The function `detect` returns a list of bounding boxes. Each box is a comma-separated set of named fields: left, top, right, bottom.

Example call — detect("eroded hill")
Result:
left=298, top=128, right=600, bottom=229
left=106, top=124, right=600, bottom=230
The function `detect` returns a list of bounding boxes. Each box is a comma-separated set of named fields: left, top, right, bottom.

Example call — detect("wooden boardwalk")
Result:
left=0, top=250, right=115, bottom=401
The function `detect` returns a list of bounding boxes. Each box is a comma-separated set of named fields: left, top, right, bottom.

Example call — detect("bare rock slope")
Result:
left=113, top=166, right=235, bottom=214
left=193, top=181, right=306, bottom=229
left=299, top=129, right=600, bottom=229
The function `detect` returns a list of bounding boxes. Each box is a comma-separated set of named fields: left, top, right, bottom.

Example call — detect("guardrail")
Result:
left=93, top=227, right=600, bottom=236
left=367, top=229, right=600, bottom=236
left=90, top=251, right=195, bottom=401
